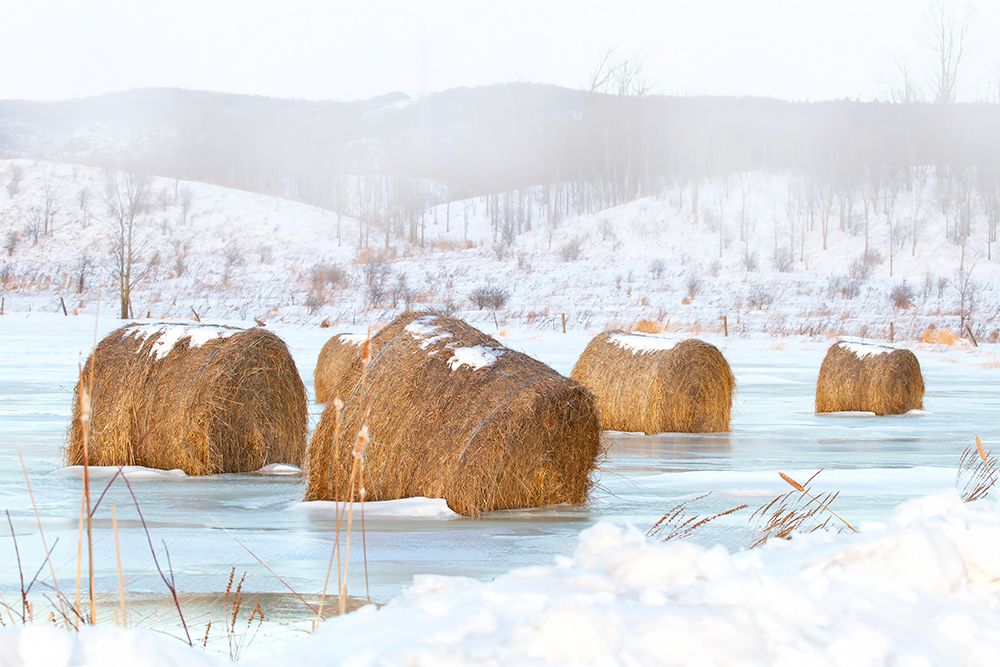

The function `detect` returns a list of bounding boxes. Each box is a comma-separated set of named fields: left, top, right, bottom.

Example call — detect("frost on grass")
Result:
left=124, top=323, right=241, bottom=360
left=835, top=336, right=898, bottom=359
left=608, top=332, right=678, bottom=354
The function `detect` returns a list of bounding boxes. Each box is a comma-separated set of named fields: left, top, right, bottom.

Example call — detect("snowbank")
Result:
left=3, top=491, right=999, bottom=666
left=125, top=323, right=240, bottom=360
left=836, top=336, right=900, bottom=359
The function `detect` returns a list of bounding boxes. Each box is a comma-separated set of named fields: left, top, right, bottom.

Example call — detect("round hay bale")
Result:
left=305, top=312, right=602, bottom=517
left=815, top=338, right=924, bottom=415
left=68, top=323, right=308, bottom=474
left=314, top=333, right=367, bottom=403
left=571, top=332, right=735, bottom=434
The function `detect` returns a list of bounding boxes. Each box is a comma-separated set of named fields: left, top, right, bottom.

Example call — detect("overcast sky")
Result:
left=1, top=0, right=996, bottom=103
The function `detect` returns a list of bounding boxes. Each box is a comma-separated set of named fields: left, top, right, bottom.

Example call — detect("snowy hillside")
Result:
left=2, top=158, right=999, bottom=340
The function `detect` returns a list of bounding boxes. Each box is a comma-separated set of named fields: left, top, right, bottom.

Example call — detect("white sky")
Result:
left=1, top=0, right=997, bottom=102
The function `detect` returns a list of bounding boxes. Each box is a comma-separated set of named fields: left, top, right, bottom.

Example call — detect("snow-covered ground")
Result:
left=2, top=313, right=999, bottom=662
left=3, top=159, right=999, bottom=339
left=2, top=492, right=999, bottom=666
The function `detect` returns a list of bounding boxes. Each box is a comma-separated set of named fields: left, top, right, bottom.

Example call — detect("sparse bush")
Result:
left=4, top=230, right=18, bottom=257
left=685, top=274, right=702, bottom=300
left=773, top=247, right=793, bottom=273
left=849, top=250, right=883, bottom=280
left=76, top=256, right=91, bottom=293
left=391, top=273, right=418, bottom=309
left=362, top=259, right=392, bottom=308
left=937, top=277, right=948, bottom=299
left=921, top=271, right=935, bottom=300
left=311, top=263, right=348, bottom=292
left=746, top=285, right=773, bottom=310
left=516, top=252, right=532, bottom=272
left=469, top=285, right=510, bottom=310
left=492, top=241, right=507, bottom=261
left=258, top=244, right=273, bottom=264
left=827, top=275, right=861, bottom=300
left=890, top=281, right=915, bottom=310
left=6, top=165, right=23, bottom=197
left=559, top=237, right=584, bottom=262
left=649, top=258, right=666, bottom=279
left=743, top=252, right=758, bottom=272
left=224, top=245, right=245, bottom=269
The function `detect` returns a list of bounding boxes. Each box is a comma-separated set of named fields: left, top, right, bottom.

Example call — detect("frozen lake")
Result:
left=0, top=313, right=995, bottom=650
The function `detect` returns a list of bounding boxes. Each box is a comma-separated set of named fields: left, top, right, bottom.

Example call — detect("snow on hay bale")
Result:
left=304, top=312, right=602, bottom=516
left=314, top=333, right=367, bottom=403
left=815, top=337, right=924, bottom=415
left=571, top=331, right=735, bottom=434
left=68, top=323, right=308, bottom=474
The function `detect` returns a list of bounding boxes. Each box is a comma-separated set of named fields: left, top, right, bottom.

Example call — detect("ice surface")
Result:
left=2, top=315, right=999, bottom=661
left=609, top=332, right=678, bottom=354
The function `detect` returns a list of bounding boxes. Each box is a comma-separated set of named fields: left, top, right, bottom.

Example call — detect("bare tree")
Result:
left=952, top=263, right=979, bottom=332
left=589, top=47, right=651, bottom=96
left=41, top=175, right=56, bottom=236
left=924, top=0, right=970, bottom=104
left=6, top=165, right=23, bottom=197
left=103, top=172, right=151, bottom=318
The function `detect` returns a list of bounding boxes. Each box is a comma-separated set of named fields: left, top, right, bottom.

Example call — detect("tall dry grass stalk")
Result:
left=957, top=435, right=998, bottom=502
left=750, top=471, right=855, bottom=548
left=647, top=493, right=747, bottom=542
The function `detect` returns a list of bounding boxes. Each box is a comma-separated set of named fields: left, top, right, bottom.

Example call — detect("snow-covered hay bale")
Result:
left=815, top=338, right=924, bottom=415
left=571, top=332, right=735, bottom=434
left=305, top=312, right=602, bottom=517
left=68, top=323, right=308, bottom=474
left=314, top=333, right=367, bottom=403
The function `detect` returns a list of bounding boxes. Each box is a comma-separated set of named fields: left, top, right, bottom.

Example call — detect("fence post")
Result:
left=720, top=315, right=728, bottom=337
left=561, top=313, right=567, bottom=334
left=889, top=321, right=894, bottom=343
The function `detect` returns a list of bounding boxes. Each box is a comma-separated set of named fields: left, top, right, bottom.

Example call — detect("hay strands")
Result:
left=647, top=492, right=747, bottom=542
left=750, top=470, right=856, bottom=548
left=957, top=435, right=998, bottom=503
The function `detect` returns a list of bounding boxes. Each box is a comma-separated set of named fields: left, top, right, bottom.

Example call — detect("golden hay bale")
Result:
left=68, top=323, right=308, bottom=474
left=571, top=331, right=735, bottom=434
left=314, top=333, right=367, bottom=403
left=304, top=312, right=602, bottom=517
left=815, top=339, right=924, bottom=415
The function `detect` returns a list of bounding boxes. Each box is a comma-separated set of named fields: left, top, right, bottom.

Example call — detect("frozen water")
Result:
left=1, top=313, right=997, bottom=654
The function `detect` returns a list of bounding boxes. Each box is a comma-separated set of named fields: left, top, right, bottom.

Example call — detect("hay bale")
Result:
left=304, top=312, right=602, bottom=516
left=68, top=323, right=308, bottom=474
left=571, top=332, right=735, bottom=434
left=314, top=333, right=367, bottom=403
left=815, top=338, right=924, bottom=415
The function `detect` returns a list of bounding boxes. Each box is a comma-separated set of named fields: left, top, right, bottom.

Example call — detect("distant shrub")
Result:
left=746, top=285, right=773, bottom=310
left=921, top=327, right=959, bottom=346
left=849, top=250, right=883, bottom=280
left=827, top=275, right=861, bottom=300
left=890, top=281, right=915, bottom=310
left=559, top=237, right=584, bottom=262
left=469, top=285, right=510, bottom=310
left=649, top=258, right=666, bottom=279
left=772, top=248, right=793, bottom=273
left=634, top=319, right=663, bottom=334
left=685, top=274, right=702, bottom=300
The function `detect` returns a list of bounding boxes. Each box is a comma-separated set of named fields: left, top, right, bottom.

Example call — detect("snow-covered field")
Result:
left=3, top=159, right=1000, bottom=340
left=1, top=312, right=999, bottom=663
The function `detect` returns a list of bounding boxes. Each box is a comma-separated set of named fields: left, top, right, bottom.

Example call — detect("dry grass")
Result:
left=571, top=332, right=735, bottom=434
left=634, top=319, right=664, bottom=334
left=750, top=471, right=856, bottom=548
left=815, top=341, right=924, bottom=416
left=647, top=493, right=747, bottom=542
left=957, top=435, right=998, bottom=502
left=304, top=311, right=603, bottom=517
left=921, top=328, right=960, bottom=346
left=314, top=333, right=365, bottom=403
left=68, top=324, right=308, bottom=474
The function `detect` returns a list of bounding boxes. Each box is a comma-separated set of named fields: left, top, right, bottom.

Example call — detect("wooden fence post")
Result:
left=561, top=313, right=567, bottom=334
